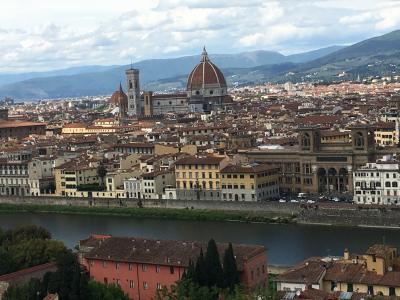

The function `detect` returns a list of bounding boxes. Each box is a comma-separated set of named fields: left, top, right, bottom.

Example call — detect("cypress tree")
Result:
left=194, top=248, right=207, bottom=286
left=185, top=259, right=196, bottom=281
left=204, top=239, right=223, bottom=288
left=222, top=243, right=240, bottom=290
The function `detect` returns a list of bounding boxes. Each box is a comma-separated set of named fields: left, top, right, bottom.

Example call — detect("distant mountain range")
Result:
left=2, top=30, right=400, bottom=100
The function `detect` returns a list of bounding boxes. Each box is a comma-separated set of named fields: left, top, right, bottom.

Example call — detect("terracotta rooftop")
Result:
left=84, top=236, right=265, bottom=271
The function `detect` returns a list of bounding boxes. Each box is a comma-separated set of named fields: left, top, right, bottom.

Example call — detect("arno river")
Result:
left=0, top=212, right=399, bottom=266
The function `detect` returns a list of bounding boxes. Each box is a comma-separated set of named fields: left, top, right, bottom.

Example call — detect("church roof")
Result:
left=187, top=47, right=227, bottom=90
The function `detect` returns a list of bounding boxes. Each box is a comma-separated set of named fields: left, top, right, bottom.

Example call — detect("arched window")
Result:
left=302, top=133, right=311, bottom=149
left=354, top=132, right=364, bottom=149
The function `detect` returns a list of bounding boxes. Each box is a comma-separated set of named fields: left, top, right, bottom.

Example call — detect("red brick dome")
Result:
left=187, top=47, right=227, bottom=91
left=110, top=87, right=128, bottom=106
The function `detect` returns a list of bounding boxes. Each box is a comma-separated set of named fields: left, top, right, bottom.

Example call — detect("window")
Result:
left=104, top=277, right=108, bottom=284
left=331, top=281, right=337, bottom=291
left=102, top=261, right=107, bottom=268
left=116, top=279, right=120, bottom=286
left=142, top=264, right=147, bottom=271
left=347, top=283, right=353, bottom=292
left=157, top=283, right=162, bottom=290
left=156, top=265, right=160, bottom=273
left=170, top=266, right=174, bottom=274
left=143, top=282, right=148, bottom=290
left=372, top=254, right=376, bottom=262
left=389, top=287, right=396, bottom=296
left=128, top=263, right=133, bottom=271
left=130, top=280, right=135, bottom=288
left=367, top=285, right=374, bottom=295
left=115, top=263, right=119, bottom=270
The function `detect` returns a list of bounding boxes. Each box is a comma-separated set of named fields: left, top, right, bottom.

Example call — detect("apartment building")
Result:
left=54, top=157, right=100, bottom=197
left=220, top=164, right=279, bottom=201
left=174, top=155, right=230, bottom=200
left=0, top=148, right=31, bottom=196
left=353, top=155, right=400, bottom=205
left=123, top=170, right=175, bottom=200
left=28, top=156, right=70, bottom=196
left=79, top=235, right=268, bottom=300
left=275, top=244, right=400, bottom=297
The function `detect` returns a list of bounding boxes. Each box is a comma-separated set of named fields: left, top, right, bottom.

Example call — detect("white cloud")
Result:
left=0, top=0, right=400, bottom=72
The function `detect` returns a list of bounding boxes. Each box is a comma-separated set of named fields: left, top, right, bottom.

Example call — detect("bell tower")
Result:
left=297, top=126, right=321, bottom=153
left=125, top=67, right=141, bottom=116
left=351, top=125, right=375, bottom=152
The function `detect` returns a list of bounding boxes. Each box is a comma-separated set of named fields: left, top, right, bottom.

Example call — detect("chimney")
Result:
left=344, top=248, right=350, bottom=260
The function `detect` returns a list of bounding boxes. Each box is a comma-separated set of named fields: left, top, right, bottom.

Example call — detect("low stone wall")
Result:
left=0, top=196, right=301, bottom=215
left=1, top=196, right=400, bottom=228
left=298, top=205, right=400, bottom=227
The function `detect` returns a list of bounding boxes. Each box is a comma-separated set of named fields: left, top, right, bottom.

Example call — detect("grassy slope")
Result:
left=0, top=203, right=295, bottom=224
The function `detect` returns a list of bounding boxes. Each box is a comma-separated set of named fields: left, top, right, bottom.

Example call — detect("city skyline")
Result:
left=1, top=0, right=400, bottom=73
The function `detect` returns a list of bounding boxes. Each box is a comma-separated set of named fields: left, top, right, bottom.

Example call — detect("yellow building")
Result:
left=174, top=155, right=230, bottom=200
left=374, top=121, right=397, bottom=147
left=276, top=244, right=400, bottom=297
left=220, top=164, right=279, bottom=201
left=55, top=158, right=100, bottom=197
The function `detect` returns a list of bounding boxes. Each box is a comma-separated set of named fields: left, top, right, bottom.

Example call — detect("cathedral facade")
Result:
left=115, top=47, right=231, bottom=117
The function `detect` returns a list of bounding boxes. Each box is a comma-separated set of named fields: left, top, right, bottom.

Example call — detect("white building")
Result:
left=124, top=177, right=141, bottom=199
left=353, top=155, right=400, bottom=205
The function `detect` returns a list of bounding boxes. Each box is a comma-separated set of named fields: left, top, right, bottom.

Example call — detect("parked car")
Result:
left=290, top=199, right=299, bottom=203
left=307, top=200, right=315, bottom=204
left=279, top=199, right=286, bottom=203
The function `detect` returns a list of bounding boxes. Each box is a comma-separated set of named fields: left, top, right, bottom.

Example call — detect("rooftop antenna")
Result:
left=130, top=58, right=133, bottom=70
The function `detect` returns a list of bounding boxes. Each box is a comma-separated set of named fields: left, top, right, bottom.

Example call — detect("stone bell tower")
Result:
left=125, top=67, right=141, bottom=116
left=297, top=125, right=321, bottom=153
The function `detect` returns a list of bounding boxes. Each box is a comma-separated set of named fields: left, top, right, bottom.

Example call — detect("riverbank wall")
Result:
left=1, top=196, right=400, bottom=228
left=0, top=196, right=300, bottom=215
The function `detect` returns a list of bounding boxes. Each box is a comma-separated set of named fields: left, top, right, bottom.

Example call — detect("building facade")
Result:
left=353, top=155, right=400, bottom=205
left=80, top=235, right=268, bottom=300
left=245, top=125, right=377, bottom=195
left=220, top=164, right=280, bottom=201
left=275, top=244, right=400, bottom=297
left=174, top=155, right=230, bottom=200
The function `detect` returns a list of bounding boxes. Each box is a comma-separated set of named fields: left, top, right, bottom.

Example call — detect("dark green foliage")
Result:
left=194, top=248, right=207, bottom=286
left=0, top=247, right=15, bottom=275
left=0, top=225, right=64, bottom=276
left=223, top=243, right=240, bottom=290
left=159, top=239, right=246, bottom=299
left=97, top=165, right=107, bottom=180
left=2, top=225, right=51, bottom=246
left=87, top=281, right=130, bottom=300
left=46, top=250, right=89, bottom=300
left=8, top=239, right=66, bottom=270
left=204, top=239, right=223, bottom=288
left=77, top=183, right=104, bottom=191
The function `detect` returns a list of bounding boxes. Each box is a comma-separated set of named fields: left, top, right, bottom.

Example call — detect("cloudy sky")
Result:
left=1, top=0, right=400, bottom=73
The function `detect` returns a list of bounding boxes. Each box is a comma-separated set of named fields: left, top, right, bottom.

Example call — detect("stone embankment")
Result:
left=0, top=196, right=400, bottom=228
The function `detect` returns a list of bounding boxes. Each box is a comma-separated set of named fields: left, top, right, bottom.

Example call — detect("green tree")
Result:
left=87, top=281, right=130, bottom=300
left=204, top=239, right=223, bottom=288
left=0, top=247, right=15, bottom=275
left=46, top=250, right=89, bottom=300
left=2, top=225, right=51, bottom=246
left=222, top=243, right=240, bottom=290
left=9, top=239, right=66, bottom=269
left=3, top=278, right=46, bottom=300
left=97, top=165, right=108, bottom=188
left=194, top=248, right=207, bottom=286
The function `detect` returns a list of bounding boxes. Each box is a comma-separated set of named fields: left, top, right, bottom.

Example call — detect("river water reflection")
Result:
left=0, top=212, right=398, bottom=266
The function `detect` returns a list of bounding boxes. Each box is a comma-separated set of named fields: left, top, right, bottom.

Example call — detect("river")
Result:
left=0, top=212, right=398, bottom=266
